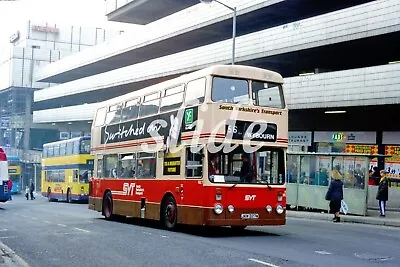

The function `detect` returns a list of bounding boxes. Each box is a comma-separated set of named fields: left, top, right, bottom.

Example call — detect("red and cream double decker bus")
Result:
left=89, top=65, right=288, bottom=230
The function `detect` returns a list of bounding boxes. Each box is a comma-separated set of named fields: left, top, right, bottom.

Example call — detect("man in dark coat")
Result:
left=376, top=170, right=389, bottom=217
left=30, top=179, right=35, bottom=200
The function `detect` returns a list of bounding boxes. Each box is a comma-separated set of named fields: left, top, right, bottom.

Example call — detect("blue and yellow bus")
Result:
left=8, top=156, right=22, bottom=194
left=41, top=137, right=94, bottom=203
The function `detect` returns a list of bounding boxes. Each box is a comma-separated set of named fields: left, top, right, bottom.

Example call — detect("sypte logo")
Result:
left=123, top=183, right=135, bottom=196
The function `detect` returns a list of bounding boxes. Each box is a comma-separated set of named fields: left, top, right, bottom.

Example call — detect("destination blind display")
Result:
left=225, top=120, right=277, bottom=142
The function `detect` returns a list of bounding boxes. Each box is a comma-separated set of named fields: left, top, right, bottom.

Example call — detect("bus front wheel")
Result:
left=161, top=195, right=177, bottom=230
left=103, top=192, right=114, bottom=220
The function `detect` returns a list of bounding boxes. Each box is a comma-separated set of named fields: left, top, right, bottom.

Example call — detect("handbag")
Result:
left=340, top=200, right=348, bottom=215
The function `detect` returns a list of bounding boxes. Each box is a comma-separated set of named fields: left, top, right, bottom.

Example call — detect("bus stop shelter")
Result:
left=286, top=152, right=387, bottom=216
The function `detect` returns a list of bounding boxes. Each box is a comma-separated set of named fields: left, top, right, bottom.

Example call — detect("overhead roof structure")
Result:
left=106, top=0, right=199, bottom=24
left=36, top=0, right=374, bottom=84
left=34, top=0, right=400, bottom=104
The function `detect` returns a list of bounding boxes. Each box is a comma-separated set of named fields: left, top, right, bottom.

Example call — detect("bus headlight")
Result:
left=228, top=205, right=234, bottom=213
left=214, top=204, right=223, bottom=215
left=266, top=205, right=272, bottom=213
left=276, top=205, right=284, bottom=215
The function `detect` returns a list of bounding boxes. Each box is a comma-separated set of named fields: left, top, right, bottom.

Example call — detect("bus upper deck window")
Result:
left=211, top=77, right=249, bottom=104
left=80, top=139, right=91, bottom=154
left=185, top=78, right=206, bottom=106
left=139, top=93, right=160, bottom=117
left=252, top=81, right=284, bottom=109
left=121, top=98, right=139, bottom=122
left=160, top=85, right=184, bottom=112
left=94, top=107, right=107, bottom=127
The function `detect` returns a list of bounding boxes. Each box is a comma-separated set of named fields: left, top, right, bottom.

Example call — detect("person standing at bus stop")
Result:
left=376, top=170, right=389, bottom=217
left=325, top=165, right=344, bottom=222
left=7, top=177, right=12, bottom=200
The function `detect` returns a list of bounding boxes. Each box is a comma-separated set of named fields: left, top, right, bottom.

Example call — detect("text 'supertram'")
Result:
left=89, top=65, right=288, bottom=229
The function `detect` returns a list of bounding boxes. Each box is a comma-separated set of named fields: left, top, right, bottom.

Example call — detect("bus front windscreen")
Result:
left=211, top=76, right=284, bottom=108
left=208, top=146, right=285, bottom=185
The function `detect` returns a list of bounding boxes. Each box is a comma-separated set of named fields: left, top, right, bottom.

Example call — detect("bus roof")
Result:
left=99, top=64, right=284, bottom=109
left=43, top=136, right=91, bottom=147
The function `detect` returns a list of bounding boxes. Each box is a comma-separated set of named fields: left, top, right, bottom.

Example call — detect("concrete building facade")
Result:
left=32, top=0, right=400, bottom=181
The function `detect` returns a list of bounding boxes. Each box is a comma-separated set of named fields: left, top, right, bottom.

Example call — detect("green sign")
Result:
left=185, top=109, right=193, bottom=125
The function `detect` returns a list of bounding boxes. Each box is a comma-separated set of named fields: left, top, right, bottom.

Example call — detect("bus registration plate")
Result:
left=241, top=213, right=259, bottom=219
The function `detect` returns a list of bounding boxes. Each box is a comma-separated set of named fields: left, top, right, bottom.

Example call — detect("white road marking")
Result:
left=0, top=229, right=7, bottom=232
left=43, top=220, right=51, bottom=224
left=248, top=258, right=280, bottom=267
left=21, top=215, right=28, bottom=218
left=315, top=250, right=332, bottom=255
left=31, top=217, right=38, bottom=220
left=0, top=236, right=18, bottom=239
left=142, top=232, right=152, bottom=235
left=160, top=235, right=168, bottom=238
left=57, top=224, right=67, bottom=227
left=74, top=228, right=90, bottom=233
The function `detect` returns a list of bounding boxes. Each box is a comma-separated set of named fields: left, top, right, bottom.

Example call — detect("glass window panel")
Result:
left=60, top=143, right=66, bottom=156
left=104, top=155, right=119, bottom=178
left=185, top=78, right=206, bottom=106
left=252, top=81, right=284, bottom=108
left=139, top=99, right=160, bottom=117
left=160, top=92, right=184, bottom=112
left=119, top=153, right=136, bottom=178
left=137, top=153, right=156, bottom=178
left=80, top=139, right=91, bottom=154
left=66, top=141, right=73, bottom=155
left=186, top=147, right=203, bottom=178
left=121, top=98, right=139, bottom=121
left=211, top=77, right=249, bottom=104
left=94, top=107, right=106, bottom=127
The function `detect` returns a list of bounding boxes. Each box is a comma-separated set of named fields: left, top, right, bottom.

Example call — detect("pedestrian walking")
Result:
left=376, top=170, right=389, bottom=217
left=29, top=179, right=35, bottom=200
left=7, top=177, right=12, bottom=200
left=325, top=165, right=344, bottom=222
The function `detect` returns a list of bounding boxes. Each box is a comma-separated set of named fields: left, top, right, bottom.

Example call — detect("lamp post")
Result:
left=200, top=0, right=236, bottom=65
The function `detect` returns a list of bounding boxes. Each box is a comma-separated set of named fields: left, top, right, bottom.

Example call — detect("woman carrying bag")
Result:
left=325, top=165, right=344, bottom=222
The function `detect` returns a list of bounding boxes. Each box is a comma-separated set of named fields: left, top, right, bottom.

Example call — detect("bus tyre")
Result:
left=103, top=192, right=114, bottom=221
left=231, top=225, right=247, bottom=230
left=161, top=196, right=177, bottom=230
left=47, top=188, right=51, bottom=202
left=66, top=189, right=72, bottom=203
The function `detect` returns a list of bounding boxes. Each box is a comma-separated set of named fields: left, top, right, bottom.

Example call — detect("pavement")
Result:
left=287, top=209, right=400, bottom=227
left=1, top=195, right=400, bottom=267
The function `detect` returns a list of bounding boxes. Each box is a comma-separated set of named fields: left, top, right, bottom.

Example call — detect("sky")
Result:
left=0, top=0, right=141, bottom=50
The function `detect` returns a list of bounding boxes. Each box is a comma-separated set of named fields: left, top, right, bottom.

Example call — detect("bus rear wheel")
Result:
left=161, top=196, right=177, bottom=230
left=231, top=225, right=247, bottom=230
left=103, top=192, right=114, bottom=220
left=66, top=189, right=72, bottom=203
